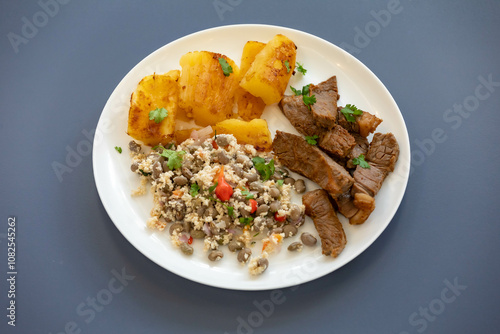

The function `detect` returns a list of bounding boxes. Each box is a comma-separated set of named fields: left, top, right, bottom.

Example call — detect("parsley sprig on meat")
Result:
left=289, top=84, right=316, bottom=109
left=341, top=104, right=363, bottom=122
left=352, top=154, right=370, bottom=169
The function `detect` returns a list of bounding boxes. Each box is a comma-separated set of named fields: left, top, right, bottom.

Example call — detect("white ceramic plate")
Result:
left=93, top=24, right=410, bottom=291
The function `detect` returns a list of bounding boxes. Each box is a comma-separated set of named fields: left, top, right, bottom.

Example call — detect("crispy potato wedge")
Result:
left=178, top=51, right=240, bottom=127
left=239, top=34, right=296, bottom=105
left=212, top=118, right=272, bottom=151
left=127, top=70, right=179, bottom=146
left=236, top=41, right=267, bottom=121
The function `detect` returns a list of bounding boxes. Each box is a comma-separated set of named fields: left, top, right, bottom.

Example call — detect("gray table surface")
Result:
left=1, top=1, right=499, bottom=333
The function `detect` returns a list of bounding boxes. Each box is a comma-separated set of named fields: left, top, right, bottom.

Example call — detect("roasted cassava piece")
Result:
left=127, top=70, right=180, bottom=147
left=240, top=34, right=297, bottom=105
left=178, top=51, right=240, bottom=127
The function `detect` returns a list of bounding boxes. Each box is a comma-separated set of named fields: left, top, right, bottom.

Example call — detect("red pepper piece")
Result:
left=274, top=212, right=286, bottom=222
left=249, top=199, right=257, bottom=214
left=215, top=165, right=233, bottom=201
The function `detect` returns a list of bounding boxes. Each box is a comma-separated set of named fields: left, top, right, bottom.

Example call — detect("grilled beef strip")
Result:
left=346, top=133, right=370, bottom=169
left=309, top=76, right=339, bottom=129
left=319, top=125, right=356, bottom=157
left=279, top=94, right=356, bottom=159
left=303, top=189, right=346, bottom=257
left=272, top=131, right=354, bottom=197
left=347, top=132, right=400, bottom=224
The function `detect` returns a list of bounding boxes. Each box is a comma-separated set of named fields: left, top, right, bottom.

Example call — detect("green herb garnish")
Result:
left=190, top=183, right=200, bottom=197
left=138, top=169, right=151, bottom=176
left=208, top=182, right=218, bottom=193
left=277, top=179, right=284, bottom=186
left=149, top=108, right=168, bottom=123
left=305, top=135, right=319, bottom=145
left=218, top=57, right=233, bottom=76
left=156, top=146, right=186, bottom=170
left=290, top=86, right=302, bottom=96
left=241, top=187, right=254, bottom=199
left=303, top=94, right=316, bottom=110
left=284, top=60, right=291, bottom=73
left=227, top=206, right=234, bottom=217
left=296, top=62, right=307, bottom=75
left=341, top=104, right=363, bottom=122
left=115, top=146, right=122, bottom=153
left=252, top=157, right=275, bottom=181
left=352, top=154, right=370, bottom=169
left=239, top=217, right=254, bottom=226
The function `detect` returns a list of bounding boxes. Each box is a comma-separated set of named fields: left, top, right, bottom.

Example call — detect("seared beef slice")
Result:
left=279, top=95, right=322, bottom=137
left=319, top=125, right=356, bottom=158
left=303, top=189, right=346, bottom=257
left=366, top=132, right=400, bottom=172
left=273, top=131, right=354, bottom=197
left=309, top=76, right=339, bottom=129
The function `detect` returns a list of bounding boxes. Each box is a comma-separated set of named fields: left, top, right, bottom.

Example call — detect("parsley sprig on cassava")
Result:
left=218, top=57, right=233, bottom=76
left=149, top=108, right=168, bottom=123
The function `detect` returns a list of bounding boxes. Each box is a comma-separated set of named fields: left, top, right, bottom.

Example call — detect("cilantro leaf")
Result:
left=277, top=179, right=284, bottom=186
left=218, top=57, right=233, bottom=76
left=341, top=104, right=363, bottom=122
left=305, top=135, right=319, bottom=145
left=149, top=108, right=168, bottom=123
left=227, top=206, right=234, bottom=217
left=352, top=154, right=371, bottom=169
left=241, top=187, right=254, bottom=199
left=138, top=169, right=151, bottom=176
left=296, top=62, right=307, bottom=75
left=284, top=60, right=291, bottom=73
left=301, top=84, right=311, bottom=96
left=157, top=147, right=186, bottom=170
left=252, top=157, right=275, bottom=181
left=190, top=183, right=200, bottom=197
left=115, top=146, right=122, bottom=153
left=239, top=217, right=254, bottom=226
left=303, top=94, right=316, bottom=110
left=290, top=86, right=302, bottom=96
left=208, top=182, right=218, bottom=193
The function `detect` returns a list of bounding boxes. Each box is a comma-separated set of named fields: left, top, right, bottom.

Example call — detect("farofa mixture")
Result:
left=129, top=134, right=316, bottom=275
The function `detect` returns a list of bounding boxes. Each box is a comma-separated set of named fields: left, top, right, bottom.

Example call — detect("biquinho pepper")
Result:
left=215, top=165, right=233, bottom=201
left=249, top=199, right=258, bottom=214
left=274, top=212, right=286, bottom=222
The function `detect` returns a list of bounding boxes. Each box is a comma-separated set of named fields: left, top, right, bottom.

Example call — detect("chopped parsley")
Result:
left=352, top=154, right=371, bottom=169
left=208, top=182, right=218, bottom=193
left=305, top=135, right=319, bottom=145
left=289, top=84, right=315, bottom=109
left=148, top=108, right=168, bottom=123
left=290, top=86, right=302, bottom=96
left=296, top=62, right=307, bottom=75
left=239, top=217, right=254, bottom=226
left=114, top=146, right=122, bottom=153
left=303, top=94, right=316, bottom=110
left=277, top=179, right=284, bottom=186
left=341, top=104, right=363, bottom=122
left=252, top=157, right=275, bottom=181
left=190, top=183, right=200, bottom=197
left=241, top=187, right=254, bottom=199
left=138, top=169, right=151, bottom=176
left=208, top=194, right=234, bottom=217
left=156, top=146, right=186, bottom=170
left=284, top=60, right=291, bottom=73
left=218, top=57, right=233, bottom=76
